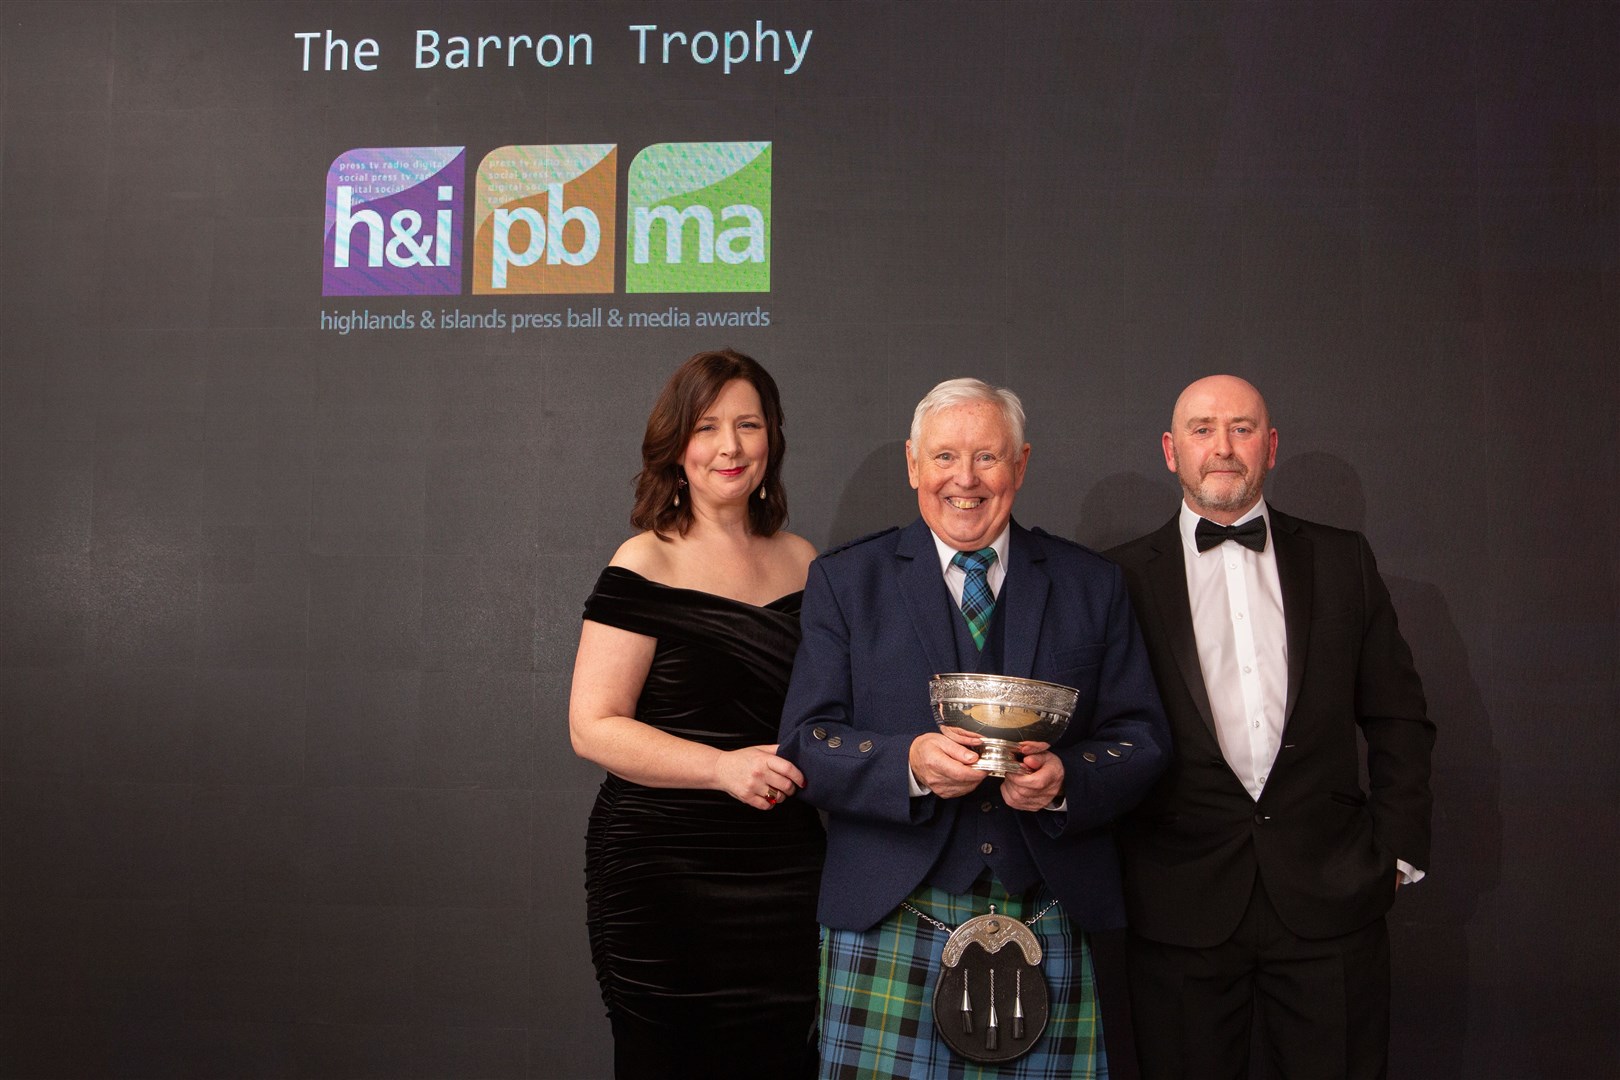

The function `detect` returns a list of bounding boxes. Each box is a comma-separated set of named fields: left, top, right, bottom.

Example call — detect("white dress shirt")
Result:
left=1178, top=500, right=1288, bottom=801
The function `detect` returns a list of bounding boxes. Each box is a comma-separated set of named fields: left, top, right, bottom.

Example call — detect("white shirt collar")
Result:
left=930, top=524, right=1011, bottom=578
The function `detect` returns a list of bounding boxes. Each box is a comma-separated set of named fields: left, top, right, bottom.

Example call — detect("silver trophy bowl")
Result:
left=929, top=673, right=1080, bottom=778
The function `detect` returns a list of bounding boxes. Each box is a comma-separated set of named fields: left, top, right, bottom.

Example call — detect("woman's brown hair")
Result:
left=630, top=349, right=789, bottom=539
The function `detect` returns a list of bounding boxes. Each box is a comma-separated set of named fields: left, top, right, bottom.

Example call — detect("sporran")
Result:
left=906, top=899, right=1058, bottom=1064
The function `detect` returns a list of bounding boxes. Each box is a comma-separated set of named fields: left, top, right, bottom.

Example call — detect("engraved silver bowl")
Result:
left=928, top=673, right=1079, bottom=777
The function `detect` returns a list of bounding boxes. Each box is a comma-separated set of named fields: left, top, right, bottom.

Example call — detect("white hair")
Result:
left=908, top=378, right=1027, bottom=455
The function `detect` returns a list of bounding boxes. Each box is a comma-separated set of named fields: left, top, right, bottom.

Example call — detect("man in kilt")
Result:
left=779, top=378, right=1170, bottom=1077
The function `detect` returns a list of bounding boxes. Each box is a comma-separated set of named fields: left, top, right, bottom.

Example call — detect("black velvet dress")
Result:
left=582, top=567, right=825, bottom=1079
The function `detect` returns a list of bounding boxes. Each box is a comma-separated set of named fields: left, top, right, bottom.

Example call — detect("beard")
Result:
left=1180, top=462, right=1265, bottom=515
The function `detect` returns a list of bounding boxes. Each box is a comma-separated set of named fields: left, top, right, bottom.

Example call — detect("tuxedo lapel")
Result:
left=1269, top=509, right=1313, bottom=723
left=1143, top=516, right=1220, bottom=742
left=894, top=519, right=958, bottom=676
left=998, top=524, right=1047, bottom=679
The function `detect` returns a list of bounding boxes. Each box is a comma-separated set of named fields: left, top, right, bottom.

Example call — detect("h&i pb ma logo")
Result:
left=323, top=142, right=770, bottom=296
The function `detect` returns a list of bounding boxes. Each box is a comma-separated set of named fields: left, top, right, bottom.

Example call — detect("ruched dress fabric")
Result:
left=582, top=567, right=825, bottom=1079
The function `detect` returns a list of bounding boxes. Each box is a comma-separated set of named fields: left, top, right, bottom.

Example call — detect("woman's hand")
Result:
left=714, top=744, right=807, bottom=810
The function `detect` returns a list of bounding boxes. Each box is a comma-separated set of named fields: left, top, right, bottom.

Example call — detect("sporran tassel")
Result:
left=1013, top=968, right=1025, bottom=1040
left=985, top=968, right=1000, bottom=1050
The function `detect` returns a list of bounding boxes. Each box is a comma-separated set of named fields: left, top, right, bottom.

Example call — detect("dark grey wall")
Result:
left=1, top=2, right=1615, bottom=1077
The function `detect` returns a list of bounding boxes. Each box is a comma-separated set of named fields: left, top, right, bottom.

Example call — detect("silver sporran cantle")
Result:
left=928, top=673, right=1080, bottom=777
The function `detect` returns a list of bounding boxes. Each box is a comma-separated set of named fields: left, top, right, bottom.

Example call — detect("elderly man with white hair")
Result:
left=779, top=377, right=1170, bottom=1077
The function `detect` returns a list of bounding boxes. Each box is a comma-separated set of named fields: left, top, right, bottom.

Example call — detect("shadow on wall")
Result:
left=1074, top=472, right=1171, bottom=551
left=824, top=440, right=918, bottom=551
left=1267, top=451, right=1504, bottom=1080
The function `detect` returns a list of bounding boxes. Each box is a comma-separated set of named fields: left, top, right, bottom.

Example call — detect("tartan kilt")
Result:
left=819, top=876, right=1107, bottom=1079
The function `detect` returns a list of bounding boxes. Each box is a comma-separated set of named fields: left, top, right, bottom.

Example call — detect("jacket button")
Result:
left=1253, top=813, right=1269, bottom=824
left=1106, top=749, right=1121, bottom=758
left=827, top=736, right=842, bottom=748
left=812, top=727, right=827, bottom=740
left=1082, top=752, right=1097, bottom=763
left=980, top=801, right=994, bottom=813
left=859, top=740, right=874, bottom=753
left=1119, top=742, right=1133, bottom=747
left=980, top=843, right=994, bottom=855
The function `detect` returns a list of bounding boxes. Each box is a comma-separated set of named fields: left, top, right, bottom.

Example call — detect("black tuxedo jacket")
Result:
left=1106, top=507, right=1434, bottom=947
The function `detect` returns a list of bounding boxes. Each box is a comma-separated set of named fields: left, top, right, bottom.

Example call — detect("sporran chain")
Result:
left=901, top=896, right=1061, bottom=935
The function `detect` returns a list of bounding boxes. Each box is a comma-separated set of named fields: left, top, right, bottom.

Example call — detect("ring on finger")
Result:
left=765, top=786, right=781, bottom=804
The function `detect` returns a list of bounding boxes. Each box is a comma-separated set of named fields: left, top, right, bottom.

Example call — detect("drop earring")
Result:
left=674, top=474, right=687, bottom=508
left=758, top=484, right=767, bottom=500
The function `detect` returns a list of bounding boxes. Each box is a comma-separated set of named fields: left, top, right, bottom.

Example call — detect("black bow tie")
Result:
left=1195, top=516, right=1268, bottom=553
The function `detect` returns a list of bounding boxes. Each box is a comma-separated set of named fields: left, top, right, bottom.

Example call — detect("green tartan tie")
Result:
left=951, top=547, right=998, bottom=650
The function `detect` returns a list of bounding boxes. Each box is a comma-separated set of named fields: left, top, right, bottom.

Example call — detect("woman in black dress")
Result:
left=569, top=350, right=824, bottom=1078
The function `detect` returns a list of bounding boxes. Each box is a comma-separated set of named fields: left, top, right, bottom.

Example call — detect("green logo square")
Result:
left=625, top=142, right=770, bottom=293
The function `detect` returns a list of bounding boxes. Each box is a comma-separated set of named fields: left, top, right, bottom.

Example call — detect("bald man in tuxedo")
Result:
left=1107, top=376, right=1434, bottom=1080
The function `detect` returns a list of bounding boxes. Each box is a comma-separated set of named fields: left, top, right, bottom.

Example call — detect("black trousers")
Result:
left=1128, top=875, right=1391, bottom=1080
